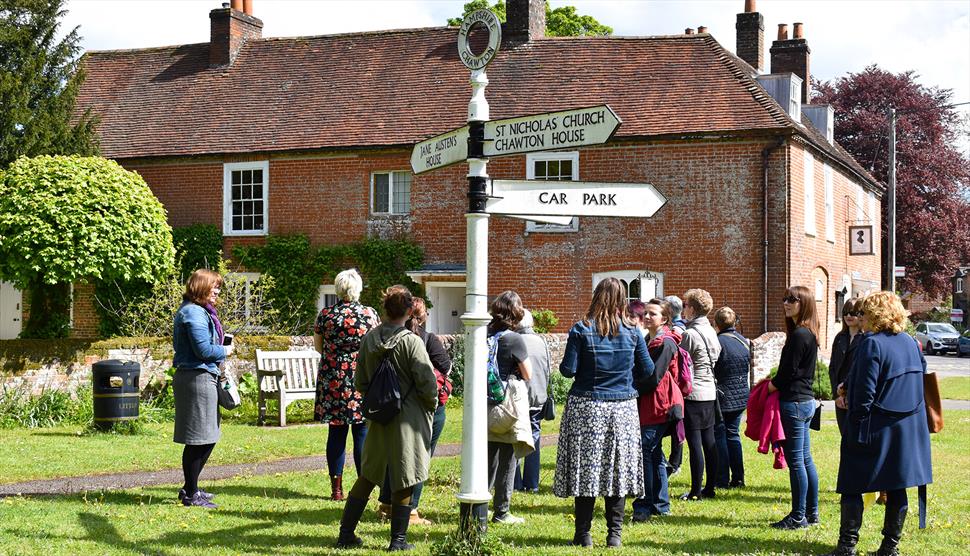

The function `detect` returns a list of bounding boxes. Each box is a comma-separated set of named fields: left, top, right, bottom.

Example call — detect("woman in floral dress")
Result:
left=314, top=269, right=380, bottom=501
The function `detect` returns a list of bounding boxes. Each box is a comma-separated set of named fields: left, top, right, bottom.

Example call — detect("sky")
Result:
left=62, top=0, right=970, bottom=149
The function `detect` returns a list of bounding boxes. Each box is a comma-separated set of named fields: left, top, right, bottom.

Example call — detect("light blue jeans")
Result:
left=779, top=400, right=819, bottom=520
left=632, top=423, right=670, bottom=517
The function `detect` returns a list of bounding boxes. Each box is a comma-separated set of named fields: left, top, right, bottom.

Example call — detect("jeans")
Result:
left=326, top=422, right=367, bottom=477
left=779, top=400, right=819, bottom=521
left=514, top=409, right=543, bottom=491
left=488, top=441, right=517, bottom=516
left=379, top=404, right=446, bottom=508
left=632, top=423, right=670, bottom=517
left=715, top=409, right=745, bottom=487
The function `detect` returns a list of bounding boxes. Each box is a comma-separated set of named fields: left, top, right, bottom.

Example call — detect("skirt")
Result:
left=553, top=395, right=643, bottom=498
left=684, top=400, right=716, bottom=430
left=173, top=368, right=221, bottom=445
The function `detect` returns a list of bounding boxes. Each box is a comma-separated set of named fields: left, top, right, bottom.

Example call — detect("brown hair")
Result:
left=183, top=269, right=222, bottom=305
left=860, top=291, right=908, bottom=334
left=840, top=297, right=860, bottom=334
left=489, top=291, right=525, bottom=333
left=714, top=306, right=737, bottom=331
left=382, top=285, right=414, bottom=320
left=785, top=285, right=820, bottom=345
left=683, top=288, right=714, bottom=316
left=584, top=278, right=634, bottom=337
left=646, top=298, right=672, bottom=327
left=405, top=297, right=428, bottom=333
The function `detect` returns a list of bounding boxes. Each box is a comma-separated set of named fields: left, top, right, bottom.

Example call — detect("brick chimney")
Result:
left=210, top=1, right=263, bottom=68
left=770, top=21, right=811, bottom=103
left=503, top=0, right=545, bottom=45
left=735, top=0, right=764, bottom=71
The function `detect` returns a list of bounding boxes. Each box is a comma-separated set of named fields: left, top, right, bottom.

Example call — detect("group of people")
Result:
left=170, top=268, right=932, bottom=554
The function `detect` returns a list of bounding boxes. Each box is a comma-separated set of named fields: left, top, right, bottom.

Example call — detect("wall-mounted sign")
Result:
left=457, top=9, right=501, bottom=70
left=848, top=225, right=874, bottom=255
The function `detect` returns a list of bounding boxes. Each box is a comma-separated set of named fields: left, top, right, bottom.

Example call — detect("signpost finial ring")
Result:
left=457, top=9, right=501, bottom=70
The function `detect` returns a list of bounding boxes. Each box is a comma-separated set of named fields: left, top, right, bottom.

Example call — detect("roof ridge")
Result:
left=700, top=35, right=792, bottom=128
left=85, top=42, right=207, bottom=55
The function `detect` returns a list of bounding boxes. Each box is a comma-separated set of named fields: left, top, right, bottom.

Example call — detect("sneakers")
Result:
left=729, top=479, right=746, bottom=489
left=178, top=488, right=214, bottom=502
left=182, top=491, right=218, bottom=509
left=807, top=513, right=820, bottom=526
left=679, top=492, right=702, bottom=502
left=770, top=514, right=809, bottom=530
left=631, top=512, right=651, bottom=523
left=491, top=513, right=525, bottom=525
left=409, top=509, right=432, bottom=526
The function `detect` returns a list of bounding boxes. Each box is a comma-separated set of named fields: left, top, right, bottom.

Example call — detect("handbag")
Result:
left=487, top=378, right=519, bottom=434
left=809, top=364, right=822, bottom=431
left=540, top=394, right=556, bottom=421
left=923, top=371, right=944, bottom=433
left=218, top=370, right=242, bottom=410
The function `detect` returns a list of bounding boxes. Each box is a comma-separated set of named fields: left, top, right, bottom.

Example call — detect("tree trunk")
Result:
left=22, top=280, right=72, bottom=338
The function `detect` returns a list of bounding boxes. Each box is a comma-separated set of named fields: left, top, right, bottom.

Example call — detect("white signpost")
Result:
left=487, top=179, right=667, bottom=218
left=484, top=105, right=621, bottom=157
left=410, top=126, right=470, bottom=175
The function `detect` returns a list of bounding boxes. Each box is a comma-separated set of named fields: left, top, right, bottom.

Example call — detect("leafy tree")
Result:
left=0, top=0, right=98, bottom=168
left=0, top=155, right=175, bottom=337
left=814, top=66, right=970, bottom=298
left=447, top=1, right=612, bottom=36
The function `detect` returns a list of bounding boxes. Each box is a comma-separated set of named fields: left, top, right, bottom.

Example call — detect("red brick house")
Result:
left=20, top=0, right=884, bottom=345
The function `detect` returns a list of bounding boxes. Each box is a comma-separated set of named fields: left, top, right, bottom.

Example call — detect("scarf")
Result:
left=204, top=303, right=224, bottom=344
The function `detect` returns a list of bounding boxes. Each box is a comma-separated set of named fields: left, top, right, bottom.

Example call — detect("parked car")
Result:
left=959, top=330, right=970, bottom=358
left=914, top=322, right=961, bottom=355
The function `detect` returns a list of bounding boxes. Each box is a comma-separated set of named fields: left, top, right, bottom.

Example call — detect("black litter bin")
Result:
left=92, top=360, right=140, bottom=429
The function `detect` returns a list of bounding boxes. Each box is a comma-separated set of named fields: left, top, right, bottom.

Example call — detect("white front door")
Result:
left=0, top=282, right=23, bottom=339
left=426, top=283, right=466, bottom=334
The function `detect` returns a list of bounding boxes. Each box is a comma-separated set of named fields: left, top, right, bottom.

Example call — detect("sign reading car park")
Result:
left=411, top=126, right=469, bottom=174
left=484, top=105, right=621, bottom=157
left=486, top=179, right=667, bottom=218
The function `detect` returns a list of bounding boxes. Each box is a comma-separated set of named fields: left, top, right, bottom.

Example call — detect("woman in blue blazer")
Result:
left=825, top=291, right=932, bottom=556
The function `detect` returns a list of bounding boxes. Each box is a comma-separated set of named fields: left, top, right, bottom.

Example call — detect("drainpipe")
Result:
left=763, top=137, right=785, bottom=333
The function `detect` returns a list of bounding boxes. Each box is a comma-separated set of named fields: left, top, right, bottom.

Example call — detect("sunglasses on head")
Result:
left=782, top=295, right=799, bottom=304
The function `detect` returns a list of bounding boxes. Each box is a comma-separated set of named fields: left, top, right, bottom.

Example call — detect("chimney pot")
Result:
left=745, top=0, right=756, bottom=12
left=793, top=22, right=804, bottom=39
left=685, top=27, right=695, bottom=34
left=777, top=23, right=789, bottom=41
left=221, top=2, right=229, bottom=8
left=736, top=2, right=764, bottom=71
left=698, top=25, right=708, bottom=33
left=230, top=0, right=242, bottom=10
left=243, top=0, right=252, bottom=15
left=502, top=0, right=545, bottom=45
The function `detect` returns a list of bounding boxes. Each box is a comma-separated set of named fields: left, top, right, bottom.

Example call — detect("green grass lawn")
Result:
left=0, top=412, right=967, bottom=555
left=938, top=376, right=970, bottom=400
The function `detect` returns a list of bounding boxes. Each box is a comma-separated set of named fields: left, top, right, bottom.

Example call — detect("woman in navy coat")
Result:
left=825, top=291, right=932, bottom=556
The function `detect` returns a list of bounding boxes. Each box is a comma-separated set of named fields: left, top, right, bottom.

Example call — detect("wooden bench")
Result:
left=255, top=349, right=321, bottom=427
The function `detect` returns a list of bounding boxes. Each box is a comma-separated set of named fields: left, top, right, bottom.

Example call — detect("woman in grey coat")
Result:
left=172, top=269, right=232, bottom=508
left=335, top=285, right=437, bottom=552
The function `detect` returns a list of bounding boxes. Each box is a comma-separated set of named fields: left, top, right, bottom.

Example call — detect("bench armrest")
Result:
left=257, top=369, right=285, bottom=377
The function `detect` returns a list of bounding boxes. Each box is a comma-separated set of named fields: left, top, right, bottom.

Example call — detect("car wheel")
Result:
left=925, top=343, right=934, bottom=356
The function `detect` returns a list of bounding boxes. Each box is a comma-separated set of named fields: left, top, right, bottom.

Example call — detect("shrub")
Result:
left=171, top=223, right=223, bottom=280
left=447, top=334, right=465, bottom=399
left=767, top=361, right=833, bottom=401
left=530, top=308, right=559, bottom=333
left=0, top=385, right=92, bottom=428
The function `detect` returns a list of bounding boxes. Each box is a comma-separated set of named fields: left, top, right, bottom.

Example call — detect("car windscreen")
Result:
left=926, top=323, right=958, bottom=334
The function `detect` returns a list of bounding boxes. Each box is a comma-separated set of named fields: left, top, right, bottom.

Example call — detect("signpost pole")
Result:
left=457, top=66, right=492, bottom=533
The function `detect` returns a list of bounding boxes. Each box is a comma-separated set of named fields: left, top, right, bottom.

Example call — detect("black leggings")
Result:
left=687, top=426, right=717, bottom=496
left=182, top=443, right=216, bottom=496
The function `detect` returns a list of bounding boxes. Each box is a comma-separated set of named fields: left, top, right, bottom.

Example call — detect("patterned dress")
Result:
left=313, top=301, right=380, bottom=425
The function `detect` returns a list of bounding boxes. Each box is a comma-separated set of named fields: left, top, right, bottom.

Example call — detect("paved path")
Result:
left=0, top=434, right=560, bottom=498
left=820, top=399, right=969, bottom=412
left=924, top=354, right=969, bottom=378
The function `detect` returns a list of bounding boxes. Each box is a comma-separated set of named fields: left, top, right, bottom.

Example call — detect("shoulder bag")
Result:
left=923, top=371, right=944, bottom=433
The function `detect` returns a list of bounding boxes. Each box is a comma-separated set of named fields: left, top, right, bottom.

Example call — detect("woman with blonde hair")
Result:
left=823, top=291, right=932, bottom=556
left=314, top=269, right=380, bottom=501
left=554, top=278, right=653, bottom=547
left=768, top=285, right=820, bottom=529
left=172, top=269, right=233, bottom=508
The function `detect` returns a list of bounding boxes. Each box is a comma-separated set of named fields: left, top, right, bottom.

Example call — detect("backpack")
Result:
left=675, top=345, right=694, bottom=397
left=362, top=342, right=412, bottom=425
left=486, top=330, right=511, bottom=404
left=641, top=337, right=685, bottom=423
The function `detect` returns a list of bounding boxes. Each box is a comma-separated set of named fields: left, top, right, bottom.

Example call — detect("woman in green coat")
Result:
left=335, top=285, right=437, bottom=552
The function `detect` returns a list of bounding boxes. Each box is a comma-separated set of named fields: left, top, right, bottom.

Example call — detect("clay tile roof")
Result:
left=76, top=26, right=877, bottom=188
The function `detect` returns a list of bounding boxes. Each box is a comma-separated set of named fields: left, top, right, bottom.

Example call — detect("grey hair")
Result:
left=664, top=295, right=684, bottom=319
left=517, top=308, right=534, bottom=332
left=334, top=269, right=363, bottom=302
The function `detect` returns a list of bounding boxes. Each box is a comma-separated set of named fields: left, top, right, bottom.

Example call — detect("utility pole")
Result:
left=887, top=107, right=897, bottom=293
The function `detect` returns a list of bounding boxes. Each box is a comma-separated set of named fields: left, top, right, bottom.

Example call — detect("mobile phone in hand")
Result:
left=223, top=333, right=234, bottom=346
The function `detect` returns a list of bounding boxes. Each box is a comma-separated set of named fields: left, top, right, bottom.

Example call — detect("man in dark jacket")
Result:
left=712, top=307, right=751, bottom=489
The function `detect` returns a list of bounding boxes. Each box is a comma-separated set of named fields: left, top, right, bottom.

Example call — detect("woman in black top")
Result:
left=829, top=298, right=864, bottom=435
left=767, top=285, right=820, bottom=530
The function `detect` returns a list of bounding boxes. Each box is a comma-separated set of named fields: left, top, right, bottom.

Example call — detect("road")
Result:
left=924, top=353, right=969, bottom=377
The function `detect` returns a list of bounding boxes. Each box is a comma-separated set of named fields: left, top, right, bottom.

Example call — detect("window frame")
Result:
left=957, top=278, right=964, bottom=294
left=316, top=284, right=338, bottom=313
left=525, top=151, right=580, bottom=233
left=591, top=270, right=664, bottom=303
left=370, top=170, right=412, bottom=215
left=824, top=163, right=835, bottom=243
left=803, top=150, right=816, bottom=237
left=223, top=161, right=269, bottom=237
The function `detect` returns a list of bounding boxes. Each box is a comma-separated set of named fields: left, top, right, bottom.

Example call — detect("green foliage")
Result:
left=530, top=308, right=558, bottom=333
left=549, top=370, right=571, bottom=403
left=447, top=334, right=466, bottom=398
left=447, top=1, right=611, bottom=36
left=0, top=0, right=99, bottom=168
left=0, top=385, right=92, bottom=428
left=767, top=361, right=833, bottom=400
left=0, top=155, right=175, bottom=337
left=234, top=234, right=425, bottom=333
left=171, top=223, right=223, bottom=279
left=430, top=523, right=511, bottom=556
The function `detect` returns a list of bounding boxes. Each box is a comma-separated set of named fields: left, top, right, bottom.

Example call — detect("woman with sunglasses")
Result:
left=830, top=298, right=864, bottom=435
left=767, top=285, right=820, bottom=529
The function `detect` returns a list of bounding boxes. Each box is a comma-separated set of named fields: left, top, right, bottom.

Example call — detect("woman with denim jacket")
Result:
left=553, top=278, right=654, bottom=548
left=172, top=269, right=232, bottom=509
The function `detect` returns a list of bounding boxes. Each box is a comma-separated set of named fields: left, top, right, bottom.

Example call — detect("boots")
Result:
left=604, top=496, right=624, bottom=548
left=388, top=504, right=415, bottom=551
left=822, top=498, right=864, bottom=556
left=335, top=496, right=368, bottom=548
left=572, top=497, right=594, bottom=547
left=871, top=502, right=907, bottom=556
left=330, top=475, right=345, bottom=501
